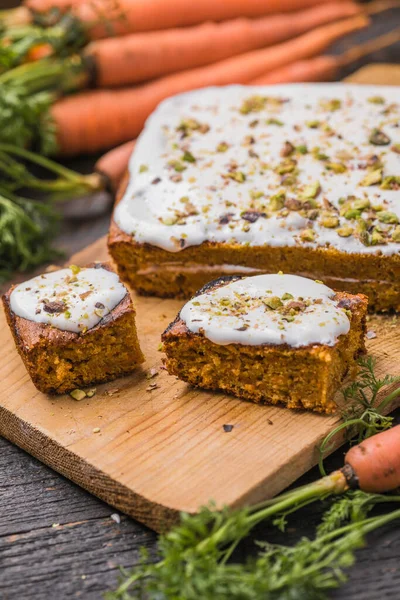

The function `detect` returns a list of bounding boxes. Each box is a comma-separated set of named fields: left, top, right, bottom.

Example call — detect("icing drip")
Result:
left=10, top=266, right=127, bottom=334
left=179, top=274, right=350, bottom=348
left=115, top=84, right=400, bottom=256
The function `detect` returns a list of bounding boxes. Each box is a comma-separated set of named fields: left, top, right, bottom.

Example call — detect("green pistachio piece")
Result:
left=266, top=118, right=284, bottom=126
left=359, top=231, right=371, bottom=246
left=300, top=181, right=321, bottom=199
left=296, top=144, right=308, bottom=155
left=377, top=211, right=399, bottom=224
left=320, top=215, right=339, bottom=228
left=369, top=128, right=391, bottom=146
left=368, top=96, right=385, bottom=104
left=355, top=219, right=368, bottom=233
left=343, top=208, right=361, bottom=220
left=320, top=98, right=341, bottom=111
left=300, top=228, right=316, bottom=242
left=391, top=226, right=400, bottom=242
left=371, top=229, right=386, bottom=245
left=217, top=142, right=229, bottom=153
left=169, top=160, right=186, bottom=172
left=227, top=171, right=246, bottom=183
left=306, top=120, right=321, bottom=129
left=360, top=168, right=383, bottom=186
left=353, top=198, right=371, bottom=211
left=275, top=159, right=297, bottom=175
left=392, top=144, right=400, bottom=154
left=282, top=293, right=294, bottom=301
left=239, top=95, right=267, bottom=114
left=337, top=226, right=354, bottom=237
left=269, top=191, right=285, bottom=211
left=182, top=150, right=196, bottom=163
left=326, top=162, right=347, bottom=174
left=139, top=164, right=148, bottom=173
left=380, top=176, right=400, bottom=190
left=264, top=296, right=283, bottom=310
left=70, top=389, right=87, bottom=401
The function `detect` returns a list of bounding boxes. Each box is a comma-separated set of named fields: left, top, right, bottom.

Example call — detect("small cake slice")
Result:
left=162, top=274, right=367, bottom=413
left=3, top=263, right=144, bottom=394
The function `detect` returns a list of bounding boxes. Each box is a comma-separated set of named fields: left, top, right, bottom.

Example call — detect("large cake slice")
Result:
left=162, top=273, right=367, bottom=414
left=108, top=84, right=400, bottom=311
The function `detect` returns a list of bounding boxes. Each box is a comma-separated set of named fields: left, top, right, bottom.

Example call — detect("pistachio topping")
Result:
left=115, top=84, right=400, bottom=256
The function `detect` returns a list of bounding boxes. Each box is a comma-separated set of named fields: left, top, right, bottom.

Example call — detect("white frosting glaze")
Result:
left=115, top=84, right=400, bottom=256
left=179, top=274, right=351, bottom=348
left=10, top=266, right=127, bottom=334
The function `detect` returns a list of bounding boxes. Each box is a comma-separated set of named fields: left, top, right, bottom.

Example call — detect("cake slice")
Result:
left=162, top=274, right=367, bottom=413
left=3, top=262, right=144, bottom=394
left=108, top=84, right=400, bottom=311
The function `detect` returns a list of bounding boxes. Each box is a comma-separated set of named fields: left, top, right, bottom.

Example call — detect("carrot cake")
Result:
left=108, top=84, right=400, bottom=311
left=162, top=273, right=367, bottom=413
left=3, top=263, right=144, bottom=394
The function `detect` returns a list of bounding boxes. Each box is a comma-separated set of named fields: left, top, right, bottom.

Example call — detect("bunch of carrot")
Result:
left=0, top=0, right=398, bottom=190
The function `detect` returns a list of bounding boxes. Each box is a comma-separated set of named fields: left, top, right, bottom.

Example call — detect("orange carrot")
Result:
left=95, top=140, right=136, bottom=191
left=251, top=56, right=339, bottom=84
left=87, top=2, right=361, bottom=87
left=26, top=0, right=355, bottom=38
left=345, top=426, right=400, bottom=493
left=251, top=25, right=400, bottom=85
left=52, top=14, right=368, bottom=155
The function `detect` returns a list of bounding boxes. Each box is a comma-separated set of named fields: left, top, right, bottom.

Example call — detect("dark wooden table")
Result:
left=1, top=3, right=400, bottom=598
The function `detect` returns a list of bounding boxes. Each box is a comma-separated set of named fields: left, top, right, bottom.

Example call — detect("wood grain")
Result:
left=1, top=67, right=400, bottom=534
left=0, top=234, right=399, bottom=532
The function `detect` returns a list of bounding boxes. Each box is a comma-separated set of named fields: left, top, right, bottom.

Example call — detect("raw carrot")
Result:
left=251, top=56, right=339, bottom=84
left=345, top=426, right=400, bottom=493
left=26, top=0, right=355, bottom=39
left=251, top=26, right=400, bottom=84
left=87, top=1, right=361, bottom=87
left=52, top=14, right=368, bottom=155
left=95, top=139, right=136, bottom=191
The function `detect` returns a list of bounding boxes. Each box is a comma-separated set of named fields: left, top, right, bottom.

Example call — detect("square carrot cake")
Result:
left=108, top=84, right=400, bottom=311
left=162, top=273, right=367, bottom=414
left=3, top=262, right=144, bottom=394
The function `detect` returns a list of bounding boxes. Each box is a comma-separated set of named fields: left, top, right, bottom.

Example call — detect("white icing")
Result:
left=10, top=266, right=127, bottom=334
left=115, top=84, right=400, bottom=256
left=179, top=274, right=350, bottom=347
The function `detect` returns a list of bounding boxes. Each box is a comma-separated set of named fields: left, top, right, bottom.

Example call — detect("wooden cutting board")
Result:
left=0, top=66, right=399, bottom=533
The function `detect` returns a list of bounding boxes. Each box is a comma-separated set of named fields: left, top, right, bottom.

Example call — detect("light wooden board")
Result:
left=0, top=66, right=400, bottom=533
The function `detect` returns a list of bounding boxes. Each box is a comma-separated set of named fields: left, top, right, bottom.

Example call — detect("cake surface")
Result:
left=162, top=273, right=367, bottom=413
left=109, top=83, right=400, bottom=310
left=3, top=263, right=144, bottom=394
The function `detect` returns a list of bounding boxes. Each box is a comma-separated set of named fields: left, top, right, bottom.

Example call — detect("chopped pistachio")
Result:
left=70, top=389, right=86, bottom=401
left=300, top=180, right=321, bottom=199
left=64, top=310, right=71, bottom=319
left=392, top=143, right=400, bottom=154
left=266, top=118, right=284, bottom=126
left=377, top=211, right=399, bottom=224
left=391, top=226, right=400, bottom=242
left=161, top=216, right=178, bottom=226
left=280, top=141, right=295, bottom=157
left=239, top=95, right=268, bottom=114
left=343, top=208, right=361, bottom=220
left=371, top=229, right=386, bottom=245
left=337, top=226, right=354, bottom=237
left=69, top=265, right=81, bottom=275
left=275, top=159, right=297, bottom=175
left=139, top=164, right=148, bottom=173
left=369, top=128, right=391, bottom=146
left=300, top=228, right=316, bottom=242
left=352, top=198, right=370, bottom=211
left=263, top=296, right=283, bottom=310
left=359, top=230, right=371, bottom=246
left=182, top=150, right=196, bottom=163
left=320, top=215, right=339, bottom=228
left=225, top=171, right=246, bottom=183
left=360, top=168, right=382, bottom=186
left=282, top=293, right=294, bottom=301
left=169, top=160, right=186, bottom=172
left=380, top=176, right=400, bottom=190
left=86, top=388, right=96, bottom=398
left=217, top=142, right=229, bottom=153
left=306, top=120, right=321, bottom=129
left=320, top=98, right=341, bottom=111
left=368, top=96, right=385, bottom=104
left=296, top=144, right=308, bottom=155
left=325, top=162, right=347, bottom=174
left=269, top=191, right=285, bottom=211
